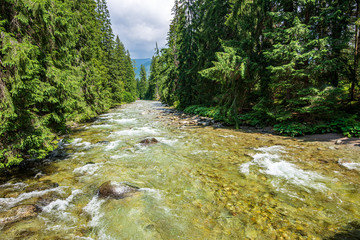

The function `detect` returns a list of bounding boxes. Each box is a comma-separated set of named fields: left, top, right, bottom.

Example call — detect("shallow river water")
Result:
left=1, top=101, right=360, bottom=239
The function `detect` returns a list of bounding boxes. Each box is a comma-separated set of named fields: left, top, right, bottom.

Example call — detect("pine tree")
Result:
left=108, top=35, right=127, bottom=103
left=96, top=0, right=115, bottom=55
left=138, top=65, right=148, bottom=99
left=123, top=51, right=137, bottom=102
left=176, top=0, right=200, bottom=108
left=145, top=56, right=158, bottom=100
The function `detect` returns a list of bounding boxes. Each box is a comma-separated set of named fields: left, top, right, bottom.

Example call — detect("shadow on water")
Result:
left=326, top=222, right=360, bottom=240
left=0, top=141, right=71, bottom=184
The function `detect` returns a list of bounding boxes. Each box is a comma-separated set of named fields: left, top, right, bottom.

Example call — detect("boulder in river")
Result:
left=0, top=205, right=39, bottom=227
left=140, top=138, right=159, bottom=146
left=97, top=181, right=139, bottom=200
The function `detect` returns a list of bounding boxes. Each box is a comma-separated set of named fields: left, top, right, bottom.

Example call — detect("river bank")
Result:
left=156, top=104, right=360, bottom=148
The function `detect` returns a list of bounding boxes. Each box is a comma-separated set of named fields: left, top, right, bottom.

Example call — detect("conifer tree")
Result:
left=96, top=0, right=115, bottom=55
left=123, top=51, right=137, bottom=102
left=138, top=65, right=148, bottom=99
left=154, top=0, right=360, bottom=134
left=108, top=36, right=126, bottom=103
left=0, top=0, right=136, bottom=167
left=146, top=55, right=160, bottom=100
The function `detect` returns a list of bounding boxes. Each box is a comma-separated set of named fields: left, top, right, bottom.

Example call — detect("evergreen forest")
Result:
left=147, top=0, right=360, bottom=137
left=0, top=0, right=137, bottom=167
left=2, top=0, right=360, bottom=168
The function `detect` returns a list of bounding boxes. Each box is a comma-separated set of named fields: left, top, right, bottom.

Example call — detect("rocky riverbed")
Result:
left=0, top=101, right=359, bottom=239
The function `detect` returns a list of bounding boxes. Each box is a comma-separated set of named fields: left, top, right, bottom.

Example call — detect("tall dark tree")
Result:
left=124, top=51, right=137, bottom=102
left=145, top=56, right=159, bottom=100
left=96, top=0, right=115, bottom=55
left=138, top=65, right=148, bottom=99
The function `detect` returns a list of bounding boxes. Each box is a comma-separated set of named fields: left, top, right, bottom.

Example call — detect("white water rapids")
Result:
left=0, top=101, right=359, bottom=239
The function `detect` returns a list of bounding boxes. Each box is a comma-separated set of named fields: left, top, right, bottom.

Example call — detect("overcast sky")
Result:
left=106, top=0, right=174, bottom=59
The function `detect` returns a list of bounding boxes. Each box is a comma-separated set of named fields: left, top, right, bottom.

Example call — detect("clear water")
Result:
left=0, top=101, right=359, bottom=239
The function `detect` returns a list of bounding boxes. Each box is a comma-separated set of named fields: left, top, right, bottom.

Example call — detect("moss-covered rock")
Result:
left=97, top=181, right=139, bottom=200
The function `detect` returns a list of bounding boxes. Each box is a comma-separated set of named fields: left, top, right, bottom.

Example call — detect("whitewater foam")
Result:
left=109, top=118, right=137, bottom=124
left=0, top=186, right=66, bottom=210
left=240, top=146, right=328, bottom=191
left=73, top=163, right=103, bottom=176
left=110, top=127, right=160, bottom=137
left=104, top=141, right=122, bottom=151
left=70, top=138, right=92, bottom=149
left=338, top=159, right=360, bottom=171
left=42, top=189, right=82, bottom=219
left=83, top=196, right=106, bottom=228
left=153, top=137, right=179, bottom=146
left=90, top=124, right=113, bottom=129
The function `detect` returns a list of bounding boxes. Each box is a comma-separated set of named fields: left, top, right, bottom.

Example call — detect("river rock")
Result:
left=36, top=191, right=64, bottom=208
left=97, top=181, right=139, bottom=199
left=0, top=205, right=39, bottom=227
left=25, top=180, right=59, bottom=193
left=335, top=139, right=343, bottom=145
left=140, top=138, right=159, bottom=146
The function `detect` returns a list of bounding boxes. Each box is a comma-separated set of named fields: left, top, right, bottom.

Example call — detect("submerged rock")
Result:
left=36, top=191, right=64, bottom=208
left=0, top=205, right=39, bottom=227
left=25, top=180, right=59, bottom=193
left=97, top=181, right=139, bottom=199
left=140, top=138, right=159, bottom=146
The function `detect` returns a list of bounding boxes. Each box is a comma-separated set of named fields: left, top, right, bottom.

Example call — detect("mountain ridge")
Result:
left=133, top=58, right=151, bottom=79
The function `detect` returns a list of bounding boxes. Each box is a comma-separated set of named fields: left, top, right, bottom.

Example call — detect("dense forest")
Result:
left=0, top=0, right=137, bottom=167
left=148, top=0, right=360, bottom=137
left=2, top=0, right=360, bottom=168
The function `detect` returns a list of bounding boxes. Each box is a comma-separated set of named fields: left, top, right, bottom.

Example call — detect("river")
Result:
left=0, top=101, right=360, bottom=239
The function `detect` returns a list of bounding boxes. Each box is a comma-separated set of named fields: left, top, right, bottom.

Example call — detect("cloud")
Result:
left=106, top=0, right=174, bottom=59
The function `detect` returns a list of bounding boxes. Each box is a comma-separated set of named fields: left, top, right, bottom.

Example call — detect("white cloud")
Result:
left=106, top=0, right=174, bottom=59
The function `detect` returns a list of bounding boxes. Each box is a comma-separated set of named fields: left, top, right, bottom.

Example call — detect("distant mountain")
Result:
left=133, top=58, right=151, bottom=79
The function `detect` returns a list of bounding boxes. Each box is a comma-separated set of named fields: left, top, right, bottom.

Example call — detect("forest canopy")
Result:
left=149, top=0, right=360, bottom=137
left=0, top=0, right=137, bottom=167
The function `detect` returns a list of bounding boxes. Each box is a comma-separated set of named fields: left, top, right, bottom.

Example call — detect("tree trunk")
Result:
left=350, top=2, right=360, bottom=101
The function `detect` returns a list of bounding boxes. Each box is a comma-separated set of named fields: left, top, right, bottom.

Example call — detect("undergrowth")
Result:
left=183, top=105, right=360, bottom=137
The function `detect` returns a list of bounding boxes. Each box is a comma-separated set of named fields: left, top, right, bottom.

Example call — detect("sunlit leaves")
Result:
left=0, top=0, right=136, bottom=167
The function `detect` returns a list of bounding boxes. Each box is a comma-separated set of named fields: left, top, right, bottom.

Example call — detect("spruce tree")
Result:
left=138, top=65, right=148, bottom=99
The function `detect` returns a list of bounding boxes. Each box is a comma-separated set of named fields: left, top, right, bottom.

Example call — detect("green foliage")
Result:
left=199, top=44, right=249, bottom=127
left=274, top=118, right=360, bottom=137
left=183, top=105, right=227, bottom=123
left=0, top=0, right=136, bottom=168
left=138, top=65, right=148, bottom=99
left=145, top=54, right=160, bottom=100
left=274, top=123, right=311, bottom=137
left=121, top=91, right=135, bottom=103
left=153, top=0, right=360, bottom=138
left=342, top=125, right=360, bottom=138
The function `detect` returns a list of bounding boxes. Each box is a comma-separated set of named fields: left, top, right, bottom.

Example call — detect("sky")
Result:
left=106, top=0, right=174, bottom=59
